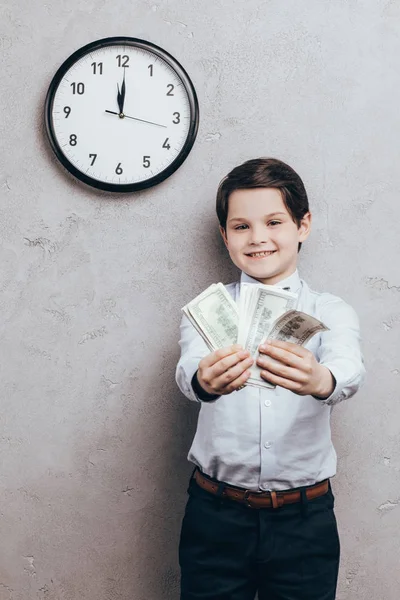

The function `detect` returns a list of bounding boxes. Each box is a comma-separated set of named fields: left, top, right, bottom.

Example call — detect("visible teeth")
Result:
left=249, top=251, right=275, bottom=257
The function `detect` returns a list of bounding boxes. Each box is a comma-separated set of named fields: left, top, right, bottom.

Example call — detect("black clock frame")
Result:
left=44, top=36, right=199, bottom=193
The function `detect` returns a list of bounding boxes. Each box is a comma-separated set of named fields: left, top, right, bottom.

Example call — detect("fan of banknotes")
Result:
left=182, top=283, right=329, bottom=389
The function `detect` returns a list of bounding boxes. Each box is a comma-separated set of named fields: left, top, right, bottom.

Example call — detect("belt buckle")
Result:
left=243, top=490, right=264, bottom=508
left=244, top=489, right=283, bottom=509
left=243, top=490, right=255, bottom=508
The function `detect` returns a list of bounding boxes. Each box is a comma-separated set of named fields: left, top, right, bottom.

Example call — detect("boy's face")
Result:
left=220, top=188, right=311, bottom=285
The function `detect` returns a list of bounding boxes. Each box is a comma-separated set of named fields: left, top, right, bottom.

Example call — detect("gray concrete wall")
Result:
left=1, top=1, right=399, bottom=598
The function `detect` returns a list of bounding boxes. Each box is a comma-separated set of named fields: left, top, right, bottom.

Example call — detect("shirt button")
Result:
left=264, top=441, right=272, bottom=449
left=264, top=399, right=271, bottom=407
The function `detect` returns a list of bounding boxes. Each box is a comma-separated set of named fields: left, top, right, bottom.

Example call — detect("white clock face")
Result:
left=46, top=39, right=198, bottom=191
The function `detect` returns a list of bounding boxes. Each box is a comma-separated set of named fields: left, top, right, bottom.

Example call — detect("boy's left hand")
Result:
left=257, top=339, right=335, bottom=399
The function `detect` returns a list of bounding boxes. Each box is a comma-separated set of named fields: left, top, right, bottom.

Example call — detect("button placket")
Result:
left=259, top=387, right=277, bottom=490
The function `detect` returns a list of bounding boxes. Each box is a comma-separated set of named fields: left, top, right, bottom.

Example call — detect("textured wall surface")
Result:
left=1, top=1, right=399, bottom=599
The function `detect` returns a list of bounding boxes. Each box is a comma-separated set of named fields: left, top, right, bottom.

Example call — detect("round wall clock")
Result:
left=44, top=37, right=199, bottom=192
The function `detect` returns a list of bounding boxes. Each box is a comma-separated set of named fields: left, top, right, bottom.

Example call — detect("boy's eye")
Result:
left=268, top=220, right=281, bottom=226
left=234, top=224, right=248, bottom=230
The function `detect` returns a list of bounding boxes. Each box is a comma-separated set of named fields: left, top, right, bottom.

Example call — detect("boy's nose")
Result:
left=249, top=227, right=269, bottom=245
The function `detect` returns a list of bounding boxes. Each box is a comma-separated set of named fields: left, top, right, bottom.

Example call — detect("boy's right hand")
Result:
left=196, top=345, right=254, bottom=396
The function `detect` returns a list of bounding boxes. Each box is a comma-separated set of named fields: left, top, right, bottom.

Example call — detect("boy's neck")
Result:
left=240, top=269, right=301, bottom=292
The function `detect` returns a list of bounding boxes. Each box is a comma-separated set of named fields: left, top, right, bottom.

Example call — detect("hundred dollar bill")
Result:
left=182, top=283, right=238, bottom=351
left=268, top=310, right=329, bottom=345
left=239, top=284, right=298, bottom=389
left=181, top=284, right=328, bottom=393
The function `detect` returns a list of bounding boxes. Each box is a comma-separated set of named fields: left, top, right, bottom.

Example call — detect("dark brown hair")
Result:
left=216, top=157, right=310, bottom=250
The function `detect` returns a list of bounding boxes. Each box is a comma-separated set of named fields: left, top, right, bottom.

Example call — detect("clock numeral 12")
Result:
left=91, top=62, right=103, bottom=75
left=89, top=154, right=97, bottom=166
left=116, top=55, right=129, bottom=67
left=115, top=163, right=123, bottom=175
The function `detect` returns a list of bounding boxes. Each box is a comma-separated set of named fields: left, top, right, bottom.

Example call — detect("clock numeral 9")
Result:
left=116, top=55, right=129, bottom=68
left=69, top=134, right=77, bottom=146
left=172, top=112, right=180, bottom=124
left=89, top=154, right=97, bottom=166
left=91, top=62, right=103, bottom=75
left=115, top=163, right=123, bottom=175
left=64, top=106, right=71, bottom=118
left=162, top=138, right=171, bottom=150
left=70, top=82, right=85, bottom=95
left=166, top=84, right=174, bottom=96
left=143, top=156, right=151, bottom=169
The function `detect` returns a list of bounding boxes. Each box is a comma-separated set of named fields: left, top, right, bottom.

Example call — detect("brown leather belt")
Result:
left=194, top=469, right=329, bottom=509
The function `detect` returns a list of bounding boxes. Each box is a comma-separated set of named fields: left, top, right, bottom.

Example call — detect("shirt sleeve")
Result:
left=315, top=296, right=366, bottom=406
left=175, top=313, right=220, bottom=403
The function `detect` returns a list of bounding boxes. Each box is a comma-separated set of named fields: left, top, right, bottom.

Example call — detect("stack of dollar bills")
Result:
left=182, top=283, right=329, bottom=389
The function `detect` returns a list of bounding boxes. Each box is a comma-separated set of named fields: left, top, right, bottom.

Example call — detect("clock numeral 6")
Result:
left=89, top=154, right=97, bottom=166
left=69, top=134, right=77, bottom=146
left=162, top=138, right=171, bottom=150
left=143, top=156, right=151, bottom=169
left=70, top=82, right=85, bottom=95
left=172, top=112, right=180, bottom=124
left=115, top=163, right=123, bottom=175
left=64, top=106, right=71, bottom=118
left=166, top=84, right=174, bottom=96
left=116, top=55, right=129, bottom=68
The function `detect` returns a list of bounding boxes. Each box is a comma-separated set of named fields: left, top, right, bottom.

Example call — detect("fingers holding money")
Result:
left=256, top=340, right=334, bottom=397
left=197, top=346, right=254, bottom=395
left=257, top=341, right=312, bottom=388
left=258, top=340, right=308, bottom=369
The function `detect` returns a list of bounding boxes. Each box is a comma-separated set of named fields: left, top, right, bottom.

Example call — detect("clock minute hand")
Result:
left=120, top=69, right=126, bottom=114
left=105, top=110, right=167, bottom=128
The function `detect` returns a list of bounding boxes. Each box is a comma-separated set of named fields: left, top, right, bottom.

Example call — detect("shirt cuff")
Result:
left=191, top=371, right=220, bottom=402
left=313, top=363, right=349, bottom=405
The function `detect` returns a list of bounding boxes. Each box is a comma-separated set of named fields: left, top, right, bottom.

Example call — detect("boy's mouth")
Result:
left=246, top=250, right=277, bottom=258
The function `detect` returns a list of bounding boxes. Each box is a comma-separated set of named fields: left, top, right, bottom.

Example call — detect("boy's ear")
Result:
left=219, top=225, right=229, bottom=248
left=298, top=212, right=312, bottom=242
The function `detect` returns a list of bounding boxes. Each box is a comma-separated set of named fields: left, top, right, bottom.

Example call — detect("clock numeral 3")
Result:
left=143, top=156, right=151, bottom=169
left=64, top=106, right=71, bottom=118
left=69, top=134, right=77, bottom=146
left=166, top=84, right=174, bottom=96
left=91, top=62, right=103, bottom=75
left=162, top=138, right=171, bottom=150
left=89, top=154, right=97, bottom=166
left=116, top=55, right=129, bottom=68
left=70, top=82, right=85, bottom=95
left=172, top=112, right=180, bottom=124
left=115, top=163, right=123, bottom=175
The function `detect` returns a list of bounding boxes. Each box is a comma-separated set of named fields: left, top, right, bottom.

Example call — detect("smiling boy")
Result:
left=176, top=158, right=365, bottom=600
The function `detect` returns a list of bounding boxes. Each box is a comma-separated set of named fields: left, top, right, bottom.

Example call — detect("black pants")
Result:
left=179, top=477, right=340, bottom=600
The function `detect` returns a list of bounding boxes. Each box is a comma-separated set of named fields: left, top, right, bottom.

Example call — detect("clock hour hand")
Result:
left=117, top=84, right=122, bottom=114
left=105, top=110, right=167, bottom=128
left=117, top=69, right=126, bottom=115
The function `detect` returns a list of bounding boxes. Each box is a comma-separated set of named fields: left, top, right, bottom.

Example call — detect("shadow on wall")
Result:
left=117, top=357, right=199, bottom=599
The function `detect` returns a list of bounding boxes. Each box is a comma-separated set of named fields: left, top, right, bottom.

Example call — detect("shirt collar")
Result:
left=240, top=269, right=302, bottom=293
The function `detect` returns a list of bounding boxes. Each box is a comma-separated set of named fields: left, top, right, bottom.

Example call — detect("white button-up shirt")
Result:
left=175, top=270, right=366, bottom=491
